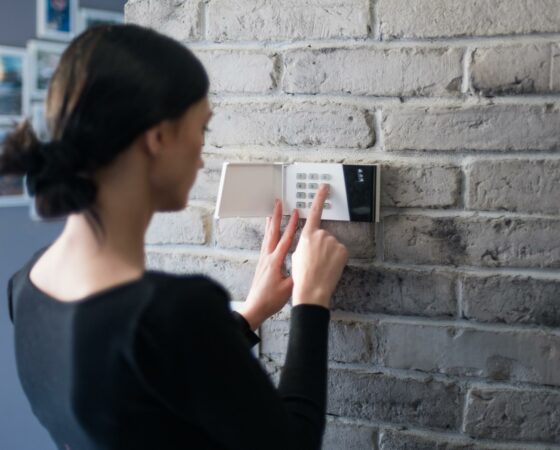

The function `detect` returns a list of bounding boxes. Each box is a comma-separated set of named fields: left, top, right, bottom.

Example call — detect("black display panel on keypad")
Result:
left=342, top=165, right=376, bottom=222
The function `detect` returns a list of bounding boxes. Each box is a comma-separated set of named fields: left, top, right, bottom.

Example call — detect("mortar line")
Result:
left=362, top=260, right=560, bottom=280
left=550, top=42, right=555, bottom=91
left=200, top=0, right=208, bottom=41
left=455, top=276, right=463, bottom=320
left=208, top=91, right=560, bottom=107
left=380, top=206, right=560, bottom=220
left=461, top=47, right=473, bottom=94
left=203, top=146, right=560, bottom=164
left=327, top=362, right=560, bottom=392
left=184, top=32, right=560, bottom=51
left=460, top=386, right=470, bottom=434
left=324, top=416, right=560, bottom=450
left=329, top=310, right=560, bottom=335
left=370, top=0, right=380, bottom=40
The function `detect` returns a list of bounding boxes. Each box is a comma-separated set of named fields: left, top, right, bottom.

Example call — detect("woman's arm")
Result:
left=132, top=277, right=329, bottom=450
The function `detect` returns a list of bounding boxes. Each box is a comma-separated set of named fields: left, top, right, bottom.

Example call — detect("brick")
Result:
left=195, top=50, right=277, bottom=94
left=383, top=104, right=560, bottom=151
left=208, top=102, right=374, bottom=148
left=216, top=217, right=376, bottom=259
left=375, top=321, right=560, bottom=386
left=466, top=159, right=560, bottom=215
left=323, top=420, right=378, bottom=450
left=215, top=217, right=266, bottom=252
left=145, top=248, right=256, bottom=302
left=332, top=265, right=456, bottom=318
left=471, top=43, right=557, bottom=96
left=464, top=387, right=560, bottom=443
left=378, top=0, right=560, bottom=39
left=283, top=47, right=463, bottom=96
left=381, top=164, right=461, bottom=208
left=124, top=0, right=202, bottom=41
left=383, top=215, right=560, bottom=268
left=379, top=428, right=551, bottom=450
left=145, top=205, right=210, bottom=245
left=189, top=157, right=223, bottom=201
left=258, top=356, right=281, bottom=386
left=260, top=319, right=373, bottom=364
left=462, top=274, right=560, bottom=327
left=206, top=0, right=369, bottom=42
left=259, top=320, right=289, bottom=362
left=328, top=369, right=462, bottom=430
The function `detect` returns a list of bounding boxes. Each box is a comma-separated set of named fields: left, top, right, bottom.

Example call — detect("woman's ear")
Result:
left=144, top=123, right=166, bottom=158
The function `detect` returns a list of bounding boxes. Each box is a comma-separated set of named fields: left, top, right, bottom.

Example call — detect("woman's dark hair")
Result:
left=0, top=24, right=209, bottom=238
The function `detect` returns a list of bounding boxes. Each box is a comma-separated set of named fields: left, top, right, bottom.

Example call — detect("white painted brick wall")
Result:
left=206, top=0, right=370, bottom=41
left=471, top=43, right=559, bottom=95
left=126, top=0, right=560, bottom=447
left=194, top=50, right=277, bottom=93
left=466, top=159, right=560, bottom=214
left=377, top=0, right=560, bottom=39
left=383, top=104, right=560, bottom=151
left=124, top=0, right=202, bottom=40
left=283, top=47, right=463, bottom=96
left=207, top=102, right=374, bottom=148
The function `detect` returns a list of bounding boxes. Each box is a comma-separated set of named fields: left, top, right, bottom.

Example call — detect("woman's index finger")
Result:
left=303, top=184, right=329, bottom=231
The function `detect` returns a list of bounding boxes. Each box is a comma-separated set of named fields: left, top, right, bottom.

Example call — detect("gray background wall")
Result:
left=127, top=0, right=560, bottom=449
left=0, top=2, right=125, bottom=449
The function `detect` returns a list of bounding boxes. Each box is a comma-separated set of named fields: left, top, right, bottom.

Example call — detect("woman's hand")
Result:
left=237, top=200, right=299, bottom=331
left=291, top=184, right=349, bottom=309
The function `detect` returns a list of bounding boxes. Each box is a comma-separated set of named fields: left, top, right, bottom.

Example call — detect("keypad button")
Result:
left=308, top=192, right=316, bottom=199
left=296, top=182, right=306, bottom=189
left=320, top=174, right=331, bottom=180
left=296, top=202, right=306, bottom=208
left=296, top=173, right=306, bottom=180
left=324, top=202, right=332, bottom=209
left=308, top=202, right=314, bottom=208
left=296, top=192, right=306, bottom=199
left=309, top=173, right=319, bottom=180
left=308, top=182, right=319, bottom=189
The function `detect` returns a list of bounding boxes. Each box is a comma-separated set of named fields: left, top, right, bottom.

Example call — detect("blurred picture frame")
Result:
left=27, top=40, right=66, bottom=99
left=37, top=0, right=78, bottom=41
left=0, top=124, right=29, bottom=206
left=0, top=46, right=28, bottom=124
left=78, top=8, right=124, bottom=32
left=30, top=100, right=50, bottom=142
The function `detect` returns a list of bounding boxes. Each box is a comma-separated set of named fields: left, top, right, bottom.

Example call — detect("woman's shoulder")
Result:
left=140, top=271, right=232, bottom=325
left=147, top=271, right=229, bottom=301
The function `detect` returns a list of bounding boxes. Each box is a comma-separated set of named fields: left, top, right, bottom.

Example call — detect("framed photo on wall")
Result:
left=27, top=40, right=65, bottom=99
left=37, top=0, right=78, bottom=42
left=78, top=8, right=124, bottom=32
left=31, top=100, right=50, bottom=141
left=0, top=46, right=27, bottom=123
left=0, top=124, right=28, bottom=206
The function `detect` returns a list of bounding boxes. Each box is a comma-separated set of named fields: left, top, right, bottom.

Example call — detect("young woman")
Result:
left=0, top=24, right=348, bottom=450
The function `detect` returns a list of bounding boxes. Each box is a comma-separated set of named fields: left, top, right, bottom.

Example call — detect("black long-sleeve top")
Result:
left=7, top=246, right=330, bottom=450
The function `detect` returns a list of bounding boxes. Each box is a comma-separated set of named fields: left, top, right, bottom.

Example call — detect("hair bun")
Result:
left=33, top=173, right=97, bottom=217
left=0, top=120, right=42, bottom=176
left=25, top=140, right=97, bottom=217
